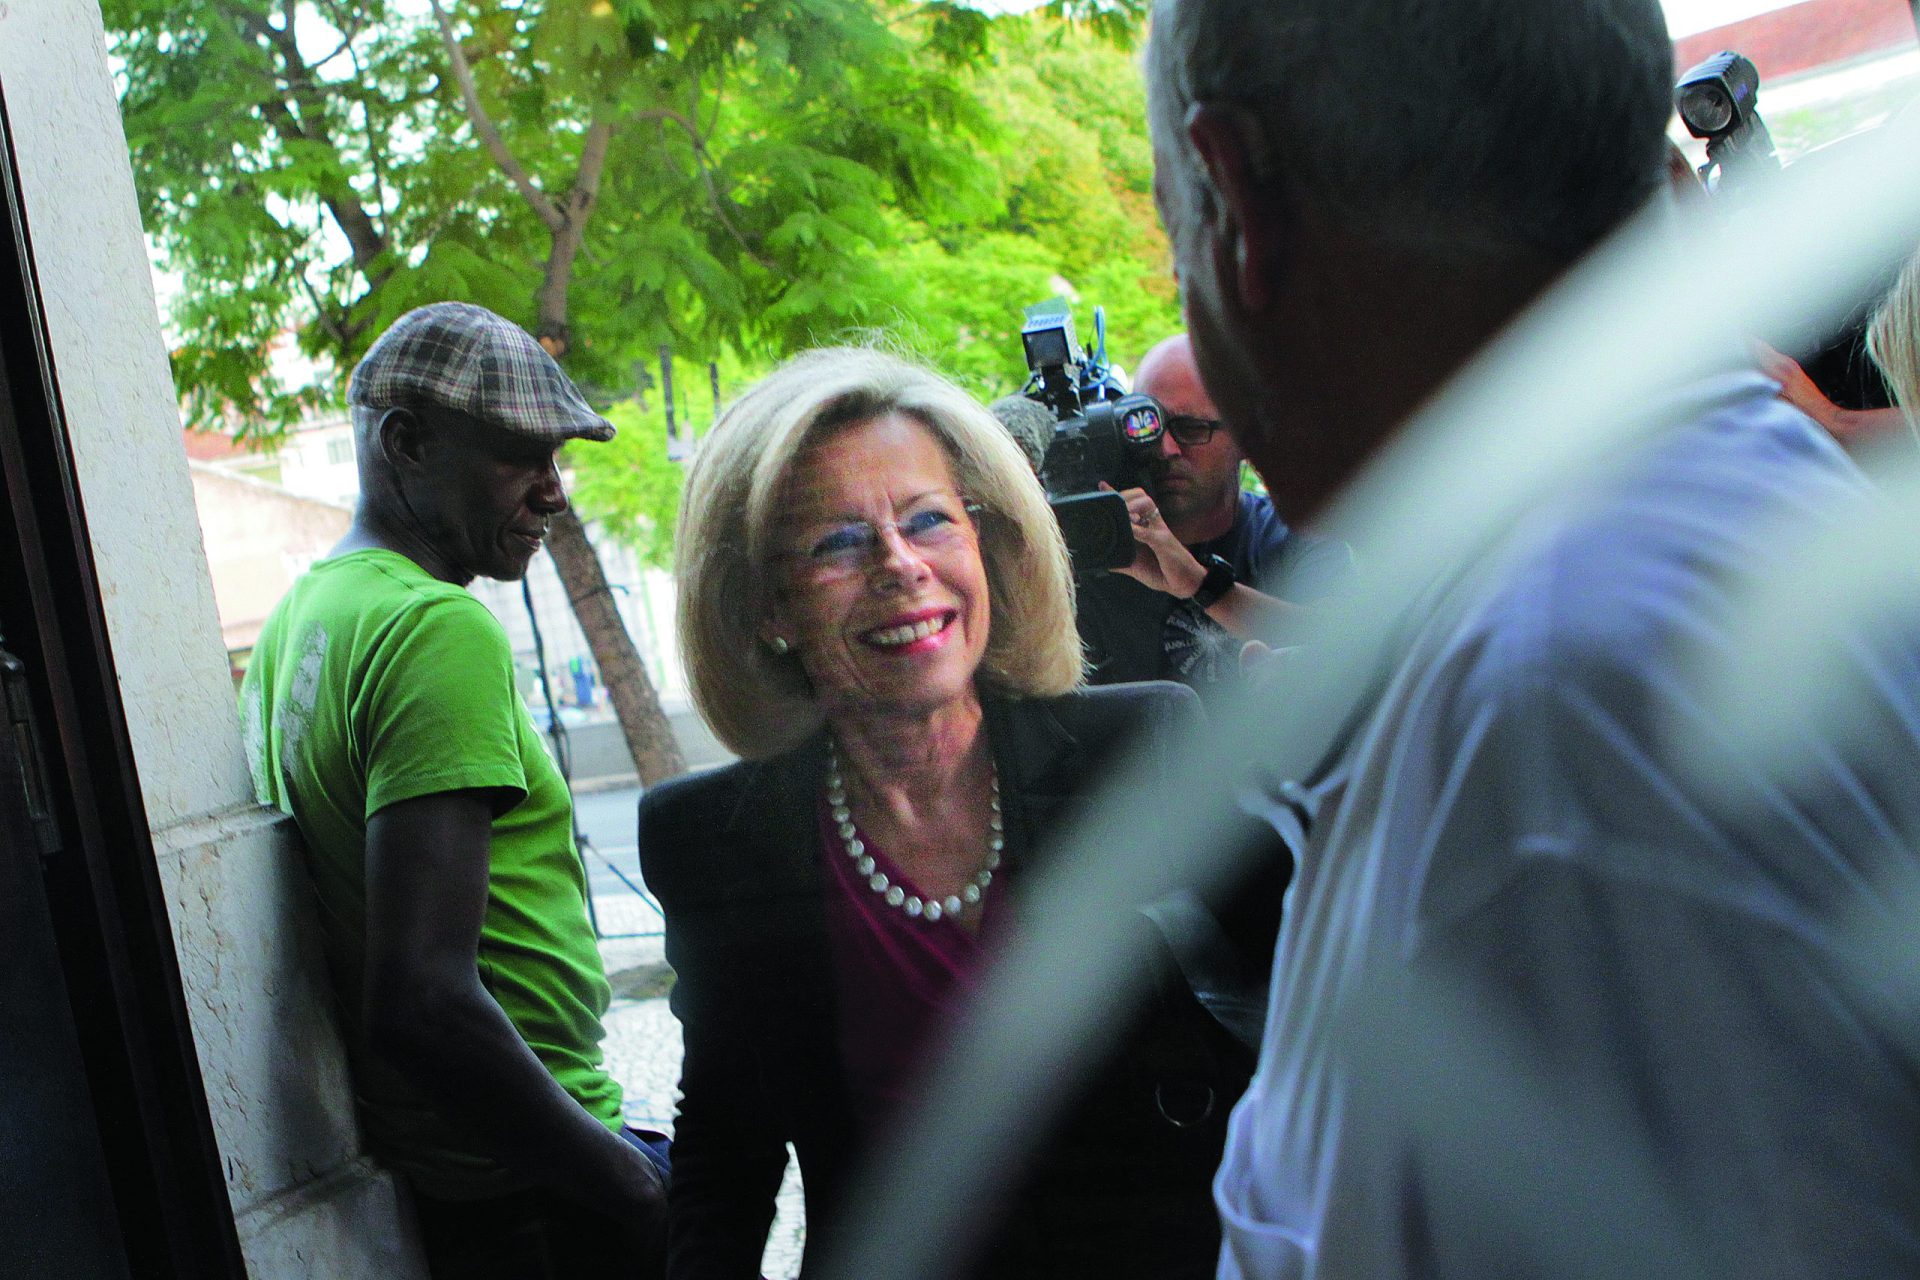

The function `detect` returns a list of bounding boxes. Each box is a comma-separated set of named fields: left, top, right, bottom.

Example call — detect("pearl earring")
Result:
left=767, top=635, right=791, bottom=655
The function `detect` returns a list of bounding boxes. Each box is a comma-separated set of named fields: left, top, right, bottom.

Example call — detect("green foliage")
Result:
left=1042, top=0, right=1151, bottom=48
left=866, top=13, right=1181, bottom=399
left=566, top=400, right=686, bottom=572
left=104, top=0, right=1004, bottom=435
left=560, top=344, right=764, bottom=567
left=104, top=0, right=1179, bottom=564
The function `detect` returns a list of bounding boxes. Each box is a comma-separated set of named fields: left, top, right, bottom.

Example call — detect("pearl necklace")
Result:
left=824, top=739, right=1002, bottom=923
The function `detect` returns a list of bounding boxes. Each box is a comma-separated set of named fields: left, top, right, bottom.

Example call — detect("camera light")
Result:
left=1024, top=328, right=1071, bottom=368
left=1677, top=83, right=1733, bottom=137
left=1674, top=50, right=1761, bottom=141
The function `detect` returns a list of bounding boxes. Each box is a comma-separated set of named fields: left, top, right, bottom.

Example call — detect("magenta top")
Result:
left=816, top=800, right=1011, bottom=1129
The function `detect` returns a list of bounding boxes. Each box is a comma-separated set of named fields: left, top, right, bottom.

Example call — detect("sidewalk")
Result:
left=600, top=946, right=807, bottom=1278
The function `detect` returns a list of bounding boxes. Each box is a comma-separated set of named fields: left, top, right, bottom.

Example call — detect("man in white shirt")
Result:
left=1144, top=1, right=1920, bottom=1275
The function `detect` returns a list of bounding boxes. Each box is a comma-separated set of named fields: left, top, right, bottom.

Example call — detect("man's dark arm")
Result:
left=362, top=790, right=664, bottom=1231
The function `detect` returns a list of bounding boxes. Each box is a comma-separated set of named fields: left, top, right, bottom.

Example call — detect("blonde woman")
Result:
left=1868, top=242, right=1920, bottom=428
left=639, top=348, right=1254, bottom=1278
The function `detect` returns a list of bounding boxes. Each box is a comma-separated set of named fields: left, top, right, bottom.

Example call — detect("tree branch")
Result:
left=298, top=268, right=352, bottom=350
left=429, top=0, right=564, bottom=232
left=635, top=108, right=772, bottom=269
left=634, top=107, right=702, bottom=146
left=543, top=512, right=687, bottom=784
left=572, top=115, right=615, bottom=221
left=305, top=32, right=357, bottom=72
left=218, top=2, right=391, bottom=286
left=349, top=62, right=392, bottom=243
left=702, top=62, right=726, bottom=141
left=416, top=179, right=493, bottom=247
left=534, top=109, right=616, bottom=355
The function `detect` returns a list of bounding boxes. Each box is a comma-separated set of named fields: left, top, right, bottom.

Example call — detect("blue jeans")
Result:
left=621, top=1125, right=673, bottom=1182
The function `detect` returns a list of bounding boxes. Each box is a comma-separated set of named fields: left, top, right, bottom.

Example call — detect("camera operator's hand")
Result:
left=1100, top=483, right=1207, bottom=598
left=1099, top=482, right=1313, bottom=643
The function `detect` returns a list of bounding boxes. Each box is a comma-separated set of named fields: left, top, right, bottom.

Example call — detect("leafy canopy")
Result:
left=106, top=0, right=1170, bottom=561
left=108, top=0, right=1024, bottom=430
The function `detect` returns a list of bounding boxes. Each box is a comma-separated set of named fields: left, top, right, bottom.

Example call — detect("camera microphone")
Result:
left=989, top=395, right=1057, bottom=474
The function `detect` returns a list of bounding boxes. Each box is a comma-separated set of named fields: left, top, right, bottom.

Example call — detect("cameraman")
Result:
left=1078, top=333, right=1353, bottom=696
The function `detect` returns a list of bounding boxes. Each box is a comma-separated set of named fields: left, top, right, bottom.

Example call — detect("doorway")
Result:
left=0, top=82, right=245, bottom=1279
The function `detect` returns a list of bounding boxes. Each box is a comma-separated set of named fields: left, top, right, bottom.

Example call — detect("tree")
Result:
left=105, top=0, right=1012, bottom=781
left=873, top=12, right=1182, bottom=397
left=566, top=10, right=1176, bottom=561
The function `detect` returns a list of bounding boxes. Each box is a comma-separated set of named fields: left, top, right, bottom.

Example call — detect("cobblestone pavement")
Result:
left=600, top=937, right=806, bottom=1279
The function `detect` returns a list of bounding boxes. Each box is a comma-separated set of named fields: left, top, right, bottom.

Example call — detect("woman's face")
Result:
left=763, top=412, right=991, bottom=724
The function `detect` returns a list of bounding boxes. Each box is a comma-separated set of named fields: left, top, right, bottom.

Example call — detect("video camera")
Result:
left=1017, top=299, right=1165, bottom=573
left=1675, top=50, right=1779, bottom=195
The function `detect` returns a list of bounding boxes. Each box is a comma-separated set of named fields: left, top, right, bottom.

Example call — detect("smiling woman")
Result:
left=675, top=347, right=1079, bottom=761
left=762, top=413, right=996, bottom=732
left=638, top=347, right=1261, bottom=1278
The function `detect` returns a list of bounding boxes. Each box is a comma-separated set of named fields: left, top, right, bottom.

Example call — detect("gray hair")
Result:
left=1146, top=0, right=1674, bottom=262
left=676, top=347, right=1083, bottom=760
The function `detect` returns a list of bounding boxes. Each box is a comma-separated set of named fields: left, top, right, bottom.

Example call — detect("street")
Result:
left=568, top=782, right=666, bottom=941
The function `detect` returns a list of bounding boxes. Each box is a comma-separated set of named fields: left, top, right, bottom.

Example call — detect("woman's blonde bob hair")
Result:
left=1868, top=242, right=1920, bottom=434
left=676, top=346, right=1083, bottom=760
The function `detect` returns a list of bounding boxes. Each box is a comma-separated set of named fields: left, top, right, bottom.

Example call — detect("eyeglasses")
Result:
left=1165, top=415, right=1223, bottom=447
left=784, top=500, right=983, bottom=581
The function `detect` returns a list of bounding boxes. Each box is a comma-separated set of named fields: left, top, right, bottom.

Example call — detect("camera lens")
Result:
left=1678, top=83, right=1733, bottom=136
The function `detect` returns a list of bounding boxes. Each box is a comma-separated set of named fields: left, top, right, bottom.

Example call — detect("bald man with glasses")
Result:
left=1079, top=333, right=1353, bottom=701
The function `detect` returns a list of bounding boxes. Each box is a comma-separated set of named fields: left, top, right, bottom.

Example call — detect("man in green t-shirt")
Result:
left=241, top=302, right=665, bottom=1277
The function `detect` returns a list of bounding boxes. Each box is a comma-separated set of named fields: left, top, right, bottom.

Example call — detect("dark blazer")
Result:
left=638, top=683, right=1260, bottom=1279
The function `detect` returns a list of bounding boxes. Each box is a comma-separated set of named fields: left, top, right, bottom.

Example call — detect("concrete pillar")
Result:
left=0, top=3, right=423, bottom=1273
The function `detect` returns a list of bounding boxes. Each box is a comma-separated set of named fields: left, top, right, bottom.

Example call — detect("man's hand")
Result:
left=1754, top=340, right=1909, bottom=449
left=1102, top=483, right=1207, bottom=597
left=363, top=790, right=666, bottom=1242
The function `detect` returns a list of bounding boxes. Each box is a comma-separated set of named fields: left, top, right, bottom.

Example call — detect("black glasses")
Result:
left=1165, top=415, right=1222, bottom=447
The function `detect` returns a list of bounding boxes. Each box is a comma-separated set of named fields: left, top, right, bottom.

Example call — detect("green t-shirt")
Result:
left=240, top=548, right=622, bottom=1199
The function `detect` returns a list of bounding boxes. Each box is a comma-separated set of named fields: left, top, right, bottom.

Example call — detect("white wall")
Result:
left=189, top=466, right=353, bottom=651
left=0, top=2, right=423, bottom=1273
left=271, top=413, right=362, bottom=507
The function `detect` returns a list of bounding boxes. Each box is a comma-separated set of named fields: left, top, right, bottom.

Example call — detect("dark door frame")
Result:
left=0, top=82, right=247, bottom=1279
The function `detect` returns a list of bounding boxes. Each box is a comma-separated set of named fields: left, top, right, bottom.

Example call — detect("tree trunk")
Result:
left=543, top=508, right=687, bottom=785
left=424, top=33, right=677, bottom=782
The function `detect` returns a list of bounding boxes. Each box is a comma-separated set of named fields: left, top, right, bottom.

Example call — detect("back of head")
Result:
left=1133, top=334, right=1193, bottom=394
left=1147, top=0, right=1674, bottom=263
left=1134, top=333, right=1222, bottom=418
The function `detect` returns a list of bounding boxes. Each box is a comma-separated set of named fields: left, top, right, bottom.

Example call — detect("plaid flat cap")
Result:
left=348, top=302, right=615, bottom=443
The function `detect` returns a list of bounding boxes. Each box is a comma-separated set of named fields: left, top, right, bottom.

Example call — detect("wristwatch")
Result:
left=1188, top=553, right=1235, bottom=610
